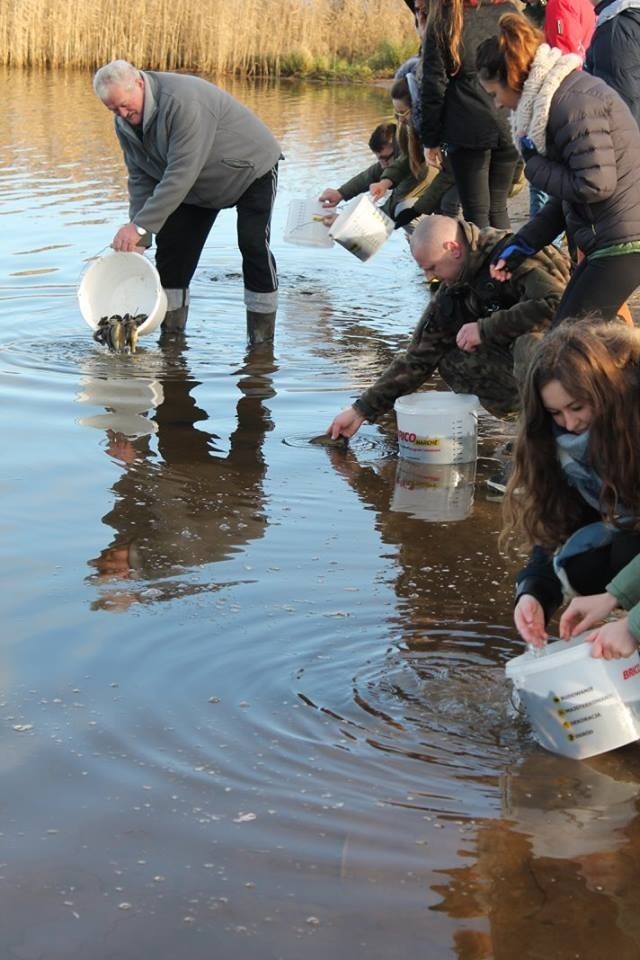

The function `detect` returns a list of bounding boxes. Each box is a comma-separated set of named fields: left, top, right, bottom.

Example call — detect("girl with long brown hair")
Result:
left=503, top=320, right=640, bottom=659
left=476, top=13, right=640, bottom=324
left=420, top=0, right=520, bottom=229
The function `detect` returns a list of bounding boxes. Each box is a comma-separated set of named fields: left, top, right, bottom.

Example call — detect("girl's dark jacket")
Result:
left=585, top=0, right=640, bottom=128
left=516, top=69, right=640, bottom=255
left=420, top=0, right=518, bottom=150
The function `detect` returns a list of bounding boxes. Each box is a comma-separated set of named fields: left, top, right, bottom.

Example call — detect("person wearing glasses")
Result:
left=318, top=123, right=407, bottom=217
left=368, top=76, right=460, bottom=225
left=93, top=59, right=281, bottom=345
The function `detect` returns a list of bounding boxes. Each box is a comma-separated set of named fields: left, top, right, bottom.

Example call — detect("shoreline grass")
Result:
left=0, top=0, right=417, bottom=78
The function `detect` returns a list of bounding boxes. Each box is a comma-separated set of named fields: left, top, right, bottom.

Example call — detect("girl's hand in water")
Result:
left=587, top=617, right=639, bottom=660
left=559, top=592, right=618, bottom=639
left=514, top=594, right=548, bottom=648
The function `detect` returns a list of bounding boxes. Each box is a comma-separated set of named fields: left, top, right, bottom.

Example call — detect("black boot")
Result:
left=246, top=310, right=276, bottom=346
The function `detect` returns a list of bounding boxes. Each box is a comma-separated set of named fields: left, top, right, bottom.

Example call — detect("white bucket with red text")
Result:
left=391, top=460, right=476, bottom=522
left=393, top=392, right=478, bottom=464
left=505, top=634, right=640, bottom=759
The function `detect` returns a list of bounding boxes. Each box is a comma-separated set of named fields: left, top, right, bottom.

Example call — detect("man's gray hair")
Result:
left=93, top=60, right=141, bottom=99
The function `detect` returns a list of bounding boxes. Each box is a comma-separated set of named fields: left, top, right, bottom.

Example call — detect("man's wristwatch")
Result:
left=134, top=224, right=147, bottom=237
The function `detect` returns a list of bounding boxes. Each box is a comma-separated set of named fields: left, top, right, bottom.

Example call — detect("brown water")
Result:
left=2, top=68, right=640, bottom=960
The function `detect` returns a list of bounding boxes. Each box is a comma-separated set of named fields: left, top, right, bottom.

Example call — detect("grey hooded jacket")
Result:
left=114, top=71, right=282, bottom=234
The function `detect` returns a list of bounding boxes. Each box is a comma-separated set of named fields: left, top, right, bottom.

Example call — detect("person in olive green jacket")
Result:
left=318, top=123, right=408, bottom=217
left=559, top=555, right=640, bottom=660
left=327, top=214, right=570, bottom=439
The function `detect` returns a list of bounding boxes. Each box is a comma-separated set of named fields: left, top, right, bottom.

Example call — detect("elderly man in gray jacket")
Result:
left=93, top=60, right=281, bottom=344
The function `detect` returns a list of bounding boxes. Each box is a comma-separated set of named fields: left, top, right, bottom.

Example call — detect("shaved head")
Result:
left=410, top=215, right=467, bottom=283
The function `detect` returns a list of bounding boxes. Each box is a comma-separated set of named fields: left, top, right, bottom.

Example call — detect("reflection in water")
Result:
left=321, top=425, right=516, bottom=641
left=85, top=339, right=275, bottom=609
left=432, top=751, right=640, bottom=959
left=77, top=352, right=164, bottom=437
left=5, top=70, right=640, bottom=960
left=391, top=460, right=477, bottom=523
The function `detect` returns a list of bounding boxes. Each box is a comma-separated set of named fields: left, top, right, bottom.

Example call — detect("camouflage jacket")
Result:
left=354, top=220, right=571, bottom=421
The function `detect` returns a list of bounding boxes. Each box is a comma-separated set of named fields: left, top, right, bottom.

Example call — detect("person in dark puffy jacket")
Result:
left=476, top=13, right=640, bottom=323
left=420, top=0, right=520, bottom=229
left=585, top=0, right=640, bottom=127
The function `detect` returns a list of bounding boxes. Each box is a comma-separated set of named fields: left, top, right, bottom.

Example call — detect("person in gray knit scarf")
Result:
left=93, top=60, right=281, bottom=345
left=476, top=14, right=640, bottom=324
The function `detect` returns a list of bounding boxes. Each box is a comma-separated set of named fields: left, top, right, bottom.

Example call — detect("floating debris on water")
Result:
left=93, top=313, right=147, bottom=354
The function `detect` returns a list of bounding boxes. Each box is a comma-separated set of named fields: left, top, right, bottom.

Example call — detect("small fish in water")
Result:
left=308, top=433, right=349, bottom=449
left=93, top=312, right=147, bottom=354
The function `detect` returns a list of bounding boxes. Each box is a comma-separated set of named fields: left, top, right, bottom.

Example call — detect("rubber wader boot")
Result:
left=246, top=310, right=276, bottom=346
left=161, top=288, right=189, bottom=335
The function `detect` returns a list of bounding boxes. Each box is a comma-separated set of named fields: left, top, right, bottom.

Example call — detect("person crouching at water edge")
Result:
left=501, top=320, right=640, bottom=660
left=327, top=214, right=570, bottom=440
left=93, top=60, right=282, bottom=345
left=475, top=14, right=640, bottom=324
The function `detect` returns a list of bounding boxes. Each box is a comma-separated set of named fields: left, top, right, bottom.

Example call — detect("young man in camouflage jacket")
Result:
left=327, top=214, right=570, bottom=438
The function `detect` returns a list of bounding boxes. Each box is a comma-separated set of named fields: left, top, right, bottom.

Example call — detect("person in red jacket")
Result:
left=521, top=0, right=595, bottom=58
left=545, top=0, right=595, bottom=59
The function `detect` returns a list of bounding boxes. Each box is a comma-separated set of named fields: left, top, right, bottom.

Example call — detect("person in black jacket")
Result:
left=585, top=0, right=640, bottom=128
left=420, top=0, right=520, bottom=229
left=477, top=13, right=640, bottom=324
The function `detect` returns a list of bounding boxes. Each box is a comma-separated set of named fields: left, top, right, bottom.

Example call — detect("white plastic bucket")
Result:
left=78, top=251, right=167, bottom=336
left=393, top=392, right=478, bottom=464
left=328, top=195, right=394, bottom=262
left=284, top=199, right=334, bottom=248
left=391, top=460, right=476, bottom=522
left=505, top=634, right=640, bottom=759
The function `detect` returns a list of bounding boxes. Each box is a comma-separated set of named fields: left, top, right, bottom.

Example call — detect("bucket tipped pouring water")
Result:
left=506, top=634, right=640, bottom=758
left=77, top=251, right=167, bottom=337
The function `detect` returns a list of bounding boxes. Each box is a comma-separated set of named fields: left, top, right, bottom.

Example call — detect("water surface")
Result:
left=2, top=68, right=640, bottom=960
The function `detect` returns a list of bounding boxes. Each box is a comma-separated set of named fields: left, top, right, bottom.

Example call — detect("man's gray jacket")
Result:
left=115, top=71, right=282, bottom=234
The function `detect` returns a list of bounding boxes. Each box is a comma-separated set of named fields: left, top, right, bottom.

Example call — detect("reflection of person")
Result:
left=420, top=0, right=520, bottom=228
left=502, top=321, right=640, bottom=658
left=433, top=752, right=640, bottom=959
left=87, top=341, right=275, bottom=608
left=92, top=59, right=281, bottom=345
left=477, top=15, right=640, bottom=323
left=327, top=214, right=569, bottom=439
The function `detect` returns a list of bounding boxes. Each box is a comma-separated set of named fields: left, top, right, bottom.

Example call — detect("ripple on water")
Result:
left=281, top=431, right=395, bottom=458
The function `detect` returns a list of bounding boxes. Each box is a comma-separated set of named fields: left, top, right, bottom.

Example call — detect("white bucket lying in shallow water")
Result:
left=391, top=460, right=476, bottom=522
left=78, top=251, right=167, bottom=337
left=393, top=392, right=479, bottom=464
left=505, top=634, right=640, bottom=759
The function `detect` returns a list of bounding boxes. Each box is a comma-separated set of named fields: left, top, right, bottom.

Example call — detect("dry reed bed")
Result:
left=0, top=0, right=416, bottom=73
